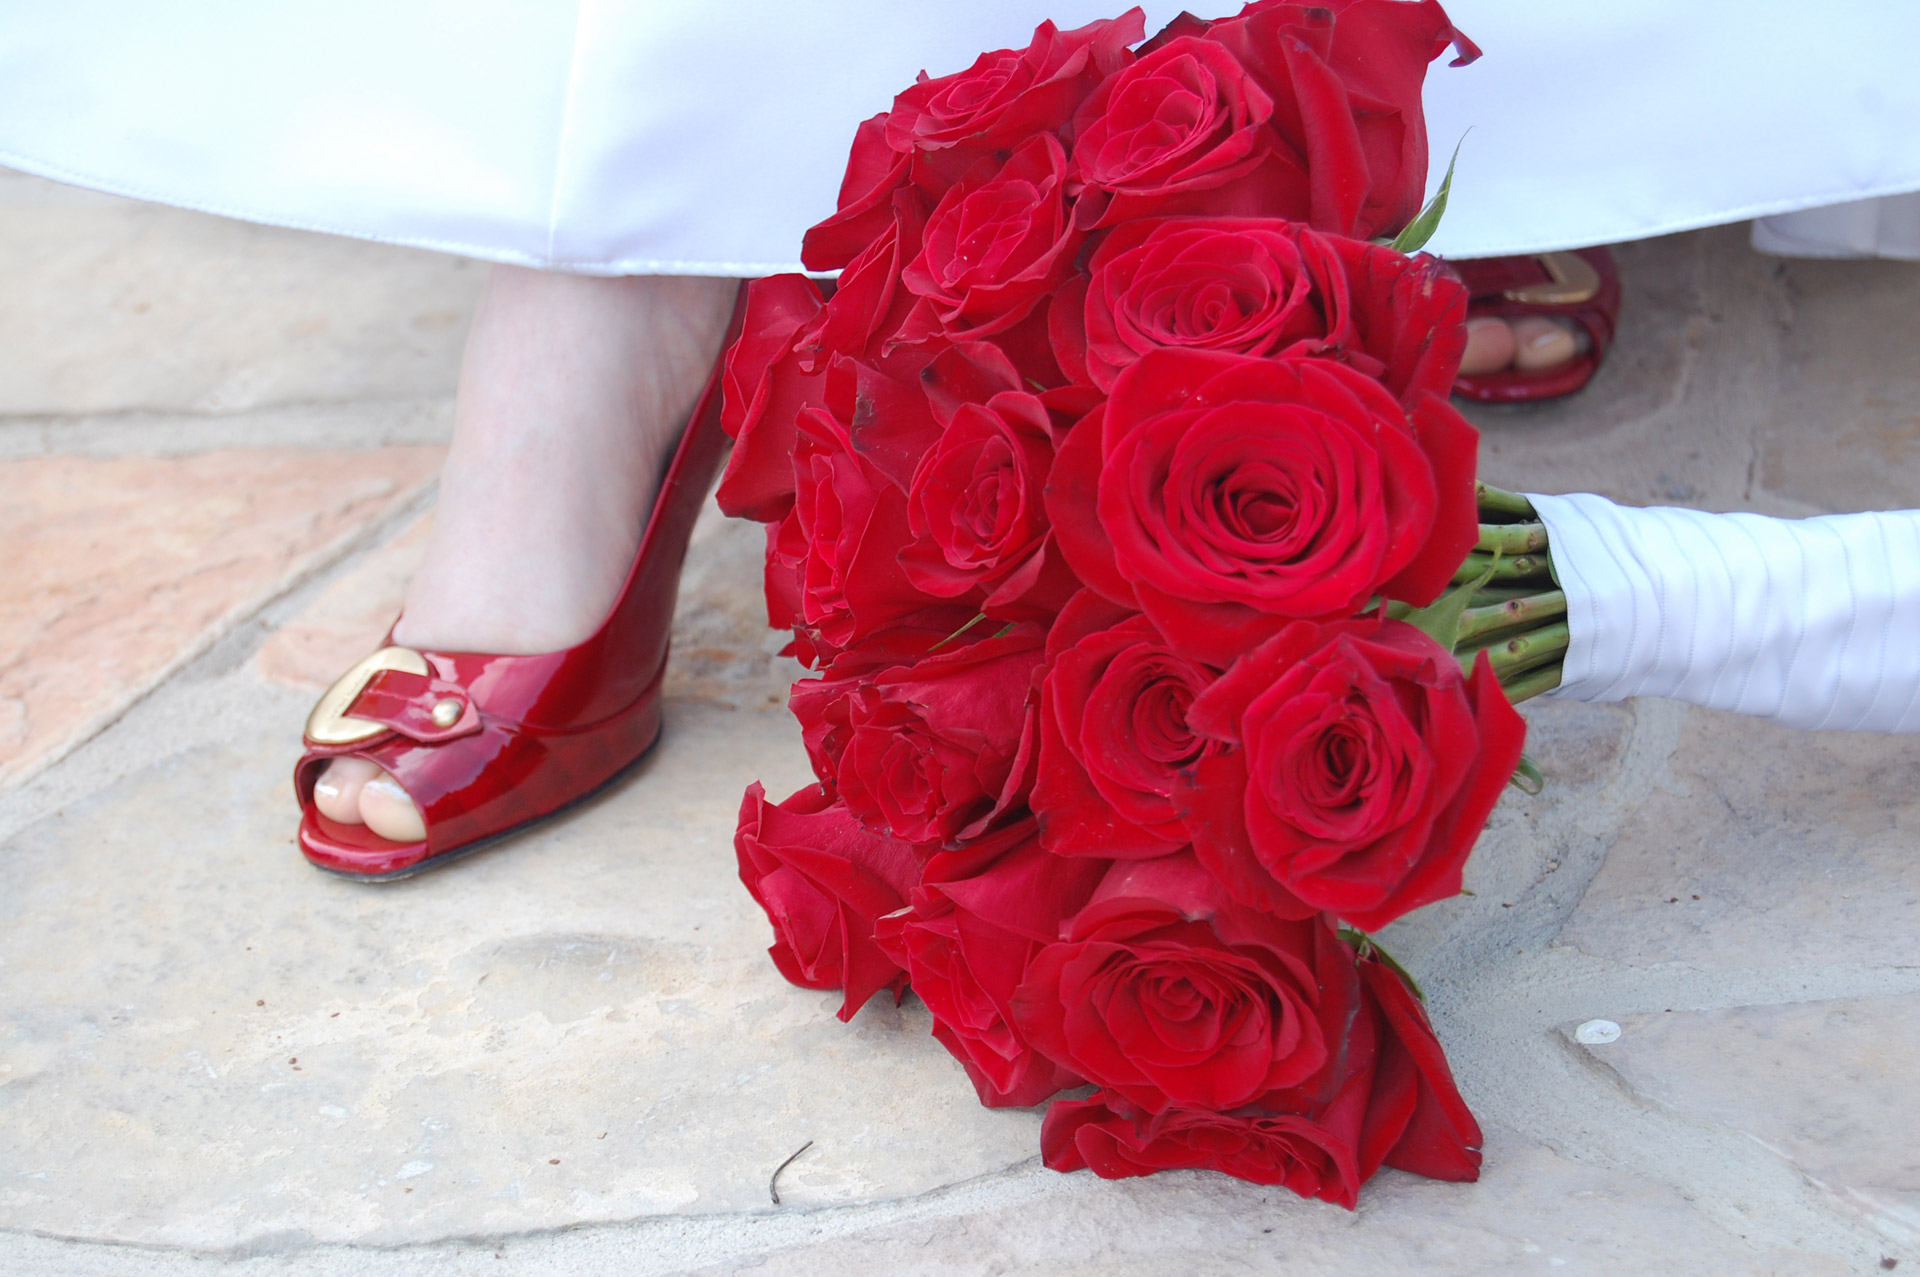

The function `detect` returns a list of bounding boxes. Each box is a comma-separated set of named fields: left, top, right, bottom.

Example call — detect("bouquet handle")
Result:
left=1529, top=493, right=1920, bottom=732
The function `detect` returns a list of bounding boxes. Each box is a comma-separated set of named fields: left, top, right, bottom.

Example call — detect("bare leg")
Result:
left=312, top=267, right=737, bottom=842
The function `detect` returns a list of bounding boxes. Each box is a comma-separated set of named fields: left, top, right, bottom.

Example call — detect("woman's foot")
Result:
left=314, top=267, right=738, bottom=843
left=1458, top=314, right=1588, bottom=377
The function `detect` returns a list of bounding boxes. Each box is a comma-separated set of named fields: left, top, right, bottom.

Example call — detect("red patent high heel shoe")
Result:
left=1449, top=248, right=1621, bottom=403
left=293, top=285, right=749, bottom=881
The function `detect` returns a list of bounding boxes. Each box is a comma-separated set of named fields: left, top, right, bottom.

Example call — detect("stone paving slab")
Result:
left=0, top=690, right=1046, bottom=1248
left=0, top=170, right=480, bottom=417
left=1596, top=994, right=1920, bottom=1248
left=1560, top=710, right=1920, bottom=971
left=0, top=1125, right=1857, bottom=1276
left=3, top=174, right=1920, bottom=1274
left=0, top=446, right=441, bottom=787
left=254, top=513, right=433, bottom=692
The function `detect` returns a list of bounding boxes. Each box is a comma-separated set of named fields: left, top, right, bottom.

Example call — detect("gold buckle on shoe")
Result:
left=305, top=646, right=430, bottom=746
left=1503, top=251, right=1600, bottom=306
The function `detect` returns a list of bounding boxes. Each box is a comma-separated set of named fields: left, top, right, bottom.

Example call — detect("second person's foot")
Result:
left=1458, top=314, right=1587, bottom=378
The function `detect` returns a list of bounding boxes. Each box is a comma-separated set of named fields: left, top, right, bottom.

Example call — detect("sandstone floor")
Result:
left=2, top=168, right=1917, bottom=1275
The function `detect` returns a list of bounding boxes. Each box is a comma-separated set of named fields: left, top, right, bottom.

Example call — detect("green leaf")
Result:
left=1338, top=926, right=1426, bottom=1003
left=1389, top=133, right=1465, bottom=254
left=1398, top=554, right=1496, bottom=653
left=1508, top=753, right=1546, bottom=795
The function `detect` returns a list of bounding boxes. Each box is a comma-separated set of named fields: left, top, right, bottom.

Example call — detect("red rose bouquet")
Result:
left=721, top=0, right=1573, bottom=1204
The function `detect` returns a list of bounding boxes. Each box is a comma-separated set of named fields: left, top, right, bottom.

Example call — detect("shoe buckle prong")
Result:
left=305, top=646, right=430, bottom=745
left=1503, top=251, right=1601, bottom=306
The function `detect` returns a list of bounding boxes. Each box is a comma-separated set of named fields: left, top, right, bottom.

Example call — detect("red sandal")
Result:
left=1448, top=248, right=1621, bottom=403
left=293, top=285, right=748, bottom=881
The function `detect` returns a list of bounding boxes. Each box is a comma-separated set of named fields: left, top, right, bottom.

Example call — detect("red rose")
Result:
left=715, top=274, right=828, bottom=523
left=1011, top=855, right=1359, bottom=1114
left=733, top=782, right=921, bottom=1021
left=1042, top=940, right=1482, bottom=1201
left=802, top=113, right=914, bottom=272
left=834, top=625, right=1046, bottom=846
left=1313, top=232, right=1469, bottom=405
left=789, top=623, right=969, bottom=794
left=1040, top=1094, right=1362, bottom=1205
left=1046, top=349, right=1478, bottom=665
left=895, top=134, right=1083, bottom=345
left=1179, top=618, right=1526, bottom=931
left=1058, top=216, right=1467, bottom=404
left=898, top=349, right=1075, bottom=611
left=1356, top=952, right=1483, bottom=1182
left=1032, top=591, right=1222, bottom=858
left=885, top=12, right=1141, bottom=180
left=873, top=822, right=1108, bottom=1107
left=787, top=408, right=917, bottom=653
left=794, top=189, right=927, bottom=366
left=1067, top=37, right=1276, bottom=229
left=1198, top=0, right=1478, bottom=239
left=777, top=357, right=955, bottom=655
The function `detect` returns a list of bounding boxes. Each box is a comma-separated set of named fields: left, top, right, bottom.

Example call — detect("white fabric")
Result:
left=1418, top=1, right=1920, bottom=260
left=2, top=1, right=1918, bottom=272
left=1751, top=193, right=1920, bottom=261
left=1528, top=493, right=1920, bottom=733
left=0, top=0, right=1178, bottom=275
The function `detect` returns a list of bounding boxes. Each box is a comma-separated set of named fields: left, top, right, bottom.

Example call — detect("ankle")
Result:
left=392, top=270, right=737, bottom=655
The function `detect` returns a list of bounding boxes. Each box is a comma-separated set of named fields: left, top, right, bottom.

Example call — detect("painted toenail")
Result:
left=1512, top=318, right=1579, bottom=371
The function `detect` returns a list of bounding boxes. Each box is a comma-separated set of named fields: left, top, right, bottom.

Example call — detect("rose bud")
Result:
left=733, top=782, right=922, bottom=1021
left=1032, top=591, right=1223, bottom=858
left=874, top=820, right=1108, bottom=1107
left=1011, top=855, right=1363, bottom=1115
left=1179, top=617, right=1526, bottom=932
left=1045, top=349, right=1479, bottom=666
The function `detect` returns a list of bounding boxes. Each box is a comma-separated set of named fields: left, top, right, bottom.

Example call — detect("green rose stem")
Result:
left=1467, top=582, right=1550, bottom=605
left=1500, top=664, right=1565, bottom=708
left=1457, top=590, right=1568, bottom=644
left=1467, top=480, right=1565, bottom=706
left=1474, top=480, right=1537, bottom=520
left=1450, top=550, right=1552, bottom=584
left=1474, top=521, right=1549, bottom=556
left=1458, top=621, right=1569, bottom=680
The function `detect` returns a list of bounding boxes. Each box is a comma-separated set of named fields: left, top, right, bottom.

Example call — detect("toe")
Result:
left=359, top=771, right=428, bottom=844
left=312, top=757, right=380, bottom=824
left=1459, top=316, right=1517, bottom=375
left=1510, top=316, right=1586, bottom=371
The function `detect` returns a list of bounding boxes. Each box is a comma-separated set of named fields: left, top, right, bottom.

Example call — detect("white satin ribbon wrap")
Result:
left=1527, top=493, right=1920, bottom=732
